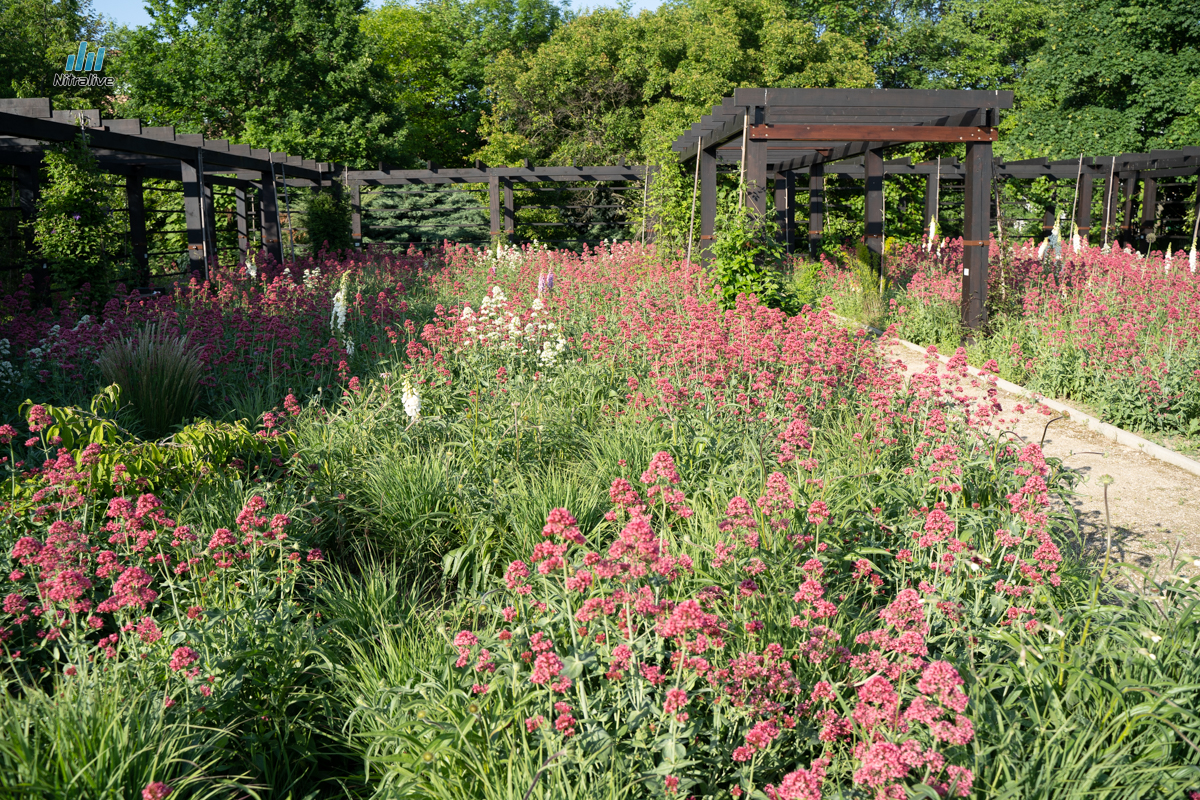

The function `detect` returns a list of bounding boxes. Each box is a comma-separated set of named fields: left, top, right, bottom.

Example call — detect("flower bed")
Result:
left=0, top=242, right=1197, bottom=798
left=821, top=240, right=1200, bottom=443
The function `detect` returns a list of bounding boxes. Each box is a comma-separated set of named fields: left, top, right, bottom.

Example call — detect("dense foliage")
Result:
left=0, top=244, right=1197, bottom=798
left=818, top=237, right=1200, bottom=446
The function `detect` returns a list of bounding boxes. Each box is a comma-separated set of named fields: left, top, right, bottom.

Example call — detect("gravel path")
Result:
left=885, top=341, right=1200, bottom=578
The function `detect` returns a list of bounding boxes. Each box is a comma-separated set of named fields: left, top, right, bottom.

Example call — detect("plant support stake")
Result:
left=686, top=137, right=700, bottom=266
left=282, top=162, right=295, bottom=263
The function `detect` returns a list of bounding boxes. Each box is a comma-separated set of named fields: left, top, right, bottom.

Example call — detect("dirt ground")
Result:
left=885, top=342, right=1200, bottom=582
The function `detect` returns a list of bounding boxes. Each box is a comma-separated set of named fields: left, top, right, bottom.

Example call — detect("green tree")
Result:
left=873, top=0, right=1046, bottom=90
left=112, top=0, right=404, bottom=166
left=0, top=0, right=113, bottom=109
left=362, top=0, right=567, bottom=167
left=476, top=0, right=876, bottom=167
left=1003, top=0, right=1200, bottom=157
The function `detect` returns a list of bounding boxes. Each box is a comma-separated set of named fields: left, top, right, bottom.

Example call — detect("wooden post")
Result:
left=924, top=172, right=938, bottom=235
left=774, top=172, right=788, bottom=246
left=961, top=141, right=992, bottom=331
left=1140, top=176, right=1157, bottom=242
left=488, top=175, right=501, bottom=241
left=1120, top=174, right=1137, bottom=246
left=259, top=167, right=284, bottom=264
left=744, top=107, right=768, bottom=219
left=1102, top=166, right=1121, bottom=241
left=15, top=164, right=48, bottom=303
left=808, top=162, right=825, bottom=257
left=234, top=185, right=249, bottom=262
left=350, top=185, right=362, bottom=249
left=502, top=178, right=515, bottom=235
left=1075, top=171, right=1093, bottom=242
left=783, top=171, right=796, bottom=254
left=125, top=168, right=149, bottom=284
left=700, top=146, right=717, bottom=264
left=1041, top=208, right=1055, bottom=241
left=864, top=143, right=885, bottom=259
left=180, top=159, right=207, bottom=276
left=201, top=179, right=217, bottom=267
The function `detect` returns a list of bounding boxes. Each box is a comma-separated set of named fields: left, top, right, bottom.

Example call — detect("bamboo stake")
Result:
left=738, top=115, right=748, bottom=209
left=686, top=139, right=700, bottom=266
left=1103, top=155, right=1117, bottom=249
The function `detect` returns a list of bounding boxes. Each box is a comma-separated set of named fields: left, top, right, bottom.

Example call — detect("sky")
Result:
left=94, top=0, right=662, bottom=30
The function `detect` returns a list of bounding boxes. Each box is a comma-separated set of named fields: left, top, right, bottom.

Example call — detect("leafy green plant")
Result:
left=0, top=673, right=250, bottom=800
left=709, top=205, right=797, bottom=313
left=27, top=130, right=125, bottom=297
left=96, top=323, right=205, bottom=439
left=303, top=183, right=353, bottom=255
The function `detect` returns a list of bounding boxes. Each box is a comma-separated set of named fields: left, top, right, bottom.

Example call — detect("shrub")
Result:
left=303, top=183, right=353, bottom=256
left=27, top=132, right=126, bottom=298
left=96, top=323, right=205, bottom=439
left=710, top=206, right=798, bottom=313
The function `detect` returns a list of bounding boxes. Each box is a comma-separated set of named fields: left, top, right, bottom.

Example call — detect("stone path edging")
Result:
left=843, top=317, right=1200, bottom=480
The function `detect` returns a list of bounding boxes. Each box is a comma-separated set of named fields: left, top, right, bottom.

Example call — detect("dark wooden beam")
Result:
left=778, top=171, right=796, bottom=254
left=700, top=145, right=717, bottom=264
left=749, top=124, right=998, bottom=143
left=180, top=159, right=207, bottom=276
left=924, top=171, right=938, bottom=235
left=744, top=108, right=769, bottom=219
left=808, top=162, right=825, bottom=257
left=201, top=178, right=217, bottom=269
left=961, top=141, right=992, bottom=331
left=864, top=144, right=884, bottom=257
left=260, top=168, right=283, bottom=264
left=503, top=178, right=514, bottom=234
left=0, top=110, right=324, bottom=182
left=347, top=164, right=646, bottom=186
left=1140, top=176, right=1157, bottom=240
left=1120, top=174, right=1138, bottom=245
left=125, top=168, right=149, bottom=284
left=488, top=175, right=501, bottom=238
left=235, top=186, right=250, bottom=261
left=736, top=87, right=1013, bottom=110
left=350, top=185, right=362, bottom=249
left=1075, top=171, right=1093, bottom=239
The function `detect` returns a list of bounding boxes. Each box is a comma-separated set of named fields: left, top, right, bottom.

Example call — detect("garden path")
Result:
left=884, top=341, right=1200, bottom=579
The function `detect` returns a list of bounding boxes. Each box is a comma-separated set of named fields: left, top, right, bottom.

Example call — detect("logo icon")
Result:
left=54, top=42, right=114, bottom=88
left=65, top=42, right=106, bottom=72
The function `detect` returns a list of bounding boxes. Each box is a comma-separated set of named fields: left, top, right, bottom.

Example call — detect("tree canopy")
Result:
left=112, top=0, right=405, bottom=166
left=474, top=0, right=876, bottom=167
left=1, top=0, right=1197, bottom=166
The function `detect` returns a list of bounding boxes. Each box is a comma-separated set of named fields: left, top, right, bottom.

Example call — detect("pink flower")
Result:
left=525, top=714, right=545, bottom=732
left=136, top=616, right=162, bottom=644
left=663, top=688, right=688, bottom=714
left=530, top=651, right=563, bottom=685
left=169, top=646, right=199, bottom=672
left=142, top=782, right=173, bottom=800
left=765, top=757, right=829, bottom=800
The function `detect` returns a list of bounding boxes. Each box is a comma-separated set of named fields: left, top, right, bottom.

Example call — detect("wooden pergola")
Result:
left=673, top=89, right=1200, bottom=329
left=0, top=99, right=328, bottom=282
left=672, top=88, right=1013, bottom=329
left=0, top=98, right=648, bottom=295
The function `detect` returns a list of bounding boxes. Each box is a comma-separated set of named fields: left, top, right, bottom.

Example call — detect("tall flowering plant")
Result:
left=379, top=451, right=1029, bottom=799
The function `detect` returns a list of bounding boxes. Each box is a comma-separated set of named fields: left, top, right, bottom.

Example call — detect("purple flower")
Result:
left=546, top=271, right=554, bottom=291
left=73, top=214, right=81, bottom=221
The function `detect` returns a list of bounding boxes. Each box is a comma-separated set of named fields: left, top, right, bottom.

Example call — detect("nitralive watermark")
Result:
left=53, top=42, right=114, bottom=88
